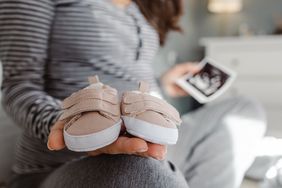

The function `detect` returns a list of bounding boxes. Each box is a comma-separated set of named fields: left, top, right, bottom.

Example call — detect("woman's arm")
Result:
left=160, top=62, right=201, bottom=97
left=0, top=0, right=61, bottom=142
left=0, top=0, right=167, bottom=160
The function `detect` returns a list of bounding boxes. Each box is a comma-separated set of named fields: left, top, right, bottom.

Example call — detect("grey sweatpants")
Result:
left=9, top=97, right=266, bottom=188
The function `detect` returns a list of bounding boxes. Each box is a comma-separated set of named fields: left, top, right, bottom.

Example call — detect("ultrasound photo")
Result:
left=186, top=62, right=229, bottom=97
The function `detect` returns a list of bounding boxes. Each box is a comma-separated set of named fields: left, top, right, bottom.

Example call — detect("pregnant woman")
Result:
left=0, top=0, right=266, bottom=187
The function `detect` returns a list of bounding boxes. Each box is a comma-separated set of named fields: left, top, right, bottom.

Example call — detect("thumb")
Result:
left=47, top=120, right=65, bottom=151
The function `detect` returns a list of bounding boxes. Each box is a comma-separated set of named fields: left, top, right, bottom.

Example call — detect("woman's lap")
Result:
left=167, top=96, right=266, bottom=188
left=8, top=172, right=50, bottom=188
left=9, top=96, right=266, bottom=188
left=9, top=155, right=188, bottom=188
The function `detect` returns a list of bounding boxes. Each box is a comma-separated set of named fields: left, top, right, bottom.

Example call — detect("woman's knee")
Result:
left=42, top=155, right=188, bottom=188
left=203, top=96, right=266, bottom=135
left=224, top=96, right=266, bottom=122
left=111, top=155, right=188, bottom=188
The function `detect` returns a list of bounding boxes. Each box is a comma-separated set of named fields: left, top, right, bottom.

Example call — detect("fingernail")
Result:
left=137, top=147, right=148, bottom=152
left=156, top=151, right=166, bottom=160
left=164, top=148, right=168, bottom=155
left=156, top=155, right=165, bottom=160
left=47, top=141, right=54, bottom=151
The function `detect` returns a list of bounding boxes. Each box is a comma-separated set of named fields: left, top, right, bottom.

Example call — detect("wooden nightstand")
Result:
left=200, top=36, right=282, bottom=138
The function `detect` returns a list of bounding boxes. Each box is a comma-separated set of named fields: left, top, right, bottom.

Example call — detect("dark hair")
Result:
left=133, top=0, right=183, bottom=45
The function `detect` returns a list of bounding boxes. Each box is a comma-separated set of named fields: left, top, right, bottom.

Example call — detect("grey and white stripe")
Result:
left=0, top=0, right=160, bottom=174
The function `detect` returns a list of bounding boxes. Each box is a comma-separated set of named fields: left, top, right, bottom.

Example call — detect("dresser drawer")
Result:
left=224, top=79, right=282, bottom=108
left=265, top=108, right=282, bottom=138
left=210, top=51, right=282, bottom=77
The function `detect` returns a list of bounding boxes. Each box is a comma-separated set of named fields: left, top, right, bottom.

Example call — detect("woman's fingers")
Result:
left=147, top=143, right=167, bottom=160
left=161, top=62, right=201, bottom=97
left=104, top=137, right=148, bottom=154
left=88, top=137, right=167, bottom=161
left=88, top=137, right=148, bottom=156
left=47, top=119, right=166, bottom=161
left=174, top=62, right=201, bottom=76
left=137, top=143, right=167, bottom=160
left=47, top=122, right=167, bottom=160
left=47, top=120, right=65, bottom=151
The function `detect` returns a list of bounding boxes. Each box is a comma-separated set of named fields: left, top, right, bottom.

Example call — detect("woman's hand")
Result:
left=47, top=121, right=167, bottom=160
left=161, top=62, right=201, bottom=97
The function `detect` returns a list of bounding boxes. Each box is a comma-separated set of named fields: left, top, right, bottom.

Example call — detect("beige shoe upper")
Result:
left=59, top=76, right=121, bottom=136
left=121, top=81, right=182, bottom=128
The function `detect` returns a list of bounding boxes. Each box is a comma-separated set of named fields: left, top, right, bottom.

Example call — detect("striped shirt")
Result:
left=0, top=0, right=160, bottom=174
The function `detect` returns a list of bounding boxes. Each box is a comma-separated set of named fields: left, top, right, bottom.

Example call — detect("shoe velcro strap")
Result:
left=122, top=92, right=182, bottom=125
left=62, top=88, right=118, bottom=109
left=123, top=92, right=180, bottom=120
left=60, top=98, right=120, bottom=121
left=138, top=81, right=150, bottom=93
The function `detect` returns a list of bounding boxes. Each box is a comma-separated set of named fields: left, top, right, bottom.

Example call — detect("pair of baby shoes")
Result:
left=59, top=76, right=182, bottom=152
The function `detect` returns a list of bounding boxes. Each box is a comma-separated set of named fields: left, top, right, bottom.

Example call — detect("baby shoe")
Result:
left=59, top=76, right=122, bottom=152
left=121, top=81, right=182, bottom=145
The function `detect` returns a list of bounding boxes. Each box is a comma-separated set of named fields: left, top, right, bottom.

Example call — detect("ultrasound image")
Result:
left=186, top=62, right=229, bottom=97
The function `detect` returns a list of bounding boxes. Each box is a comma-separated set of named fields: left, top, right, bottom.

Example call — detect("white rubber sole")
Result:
left=64, top=119, right=122, bottom=152
left=122, top=116, right=178, bottom=145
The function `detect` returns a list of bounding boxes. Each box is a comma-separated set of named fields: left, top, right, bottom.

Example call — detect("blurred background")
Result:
left=0, top=0, right=282, bottom=187
left=152, top=0, right=282, bottom=187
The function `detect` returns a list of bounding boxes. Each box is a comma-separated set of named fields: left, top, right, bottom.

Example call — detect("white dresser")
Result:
left=200, top=36, right=282, bottom=137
